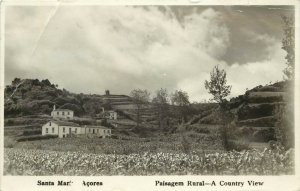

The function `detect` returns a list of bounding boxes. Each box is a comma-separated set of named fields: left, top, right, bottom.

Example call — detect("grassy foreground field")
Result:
left=4, top=146, right=294, bottom=175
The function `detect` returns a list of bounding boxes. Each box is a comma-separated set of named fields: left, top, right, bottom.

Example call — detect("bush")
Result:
left=23, top=129, right=42, bottom=136
left=4, top=137, right=17, bottom=148
left=17, top=135, right=58, bottom=142
left=236, top=126, right=255, bottom=138
left=226, top=140, right=250, bottom=151
left=110, top=135, right=118, bottom=139
left=252, top=128, right=276, bottom=142
left=100, top=119, right=115, bottom=128
left=275, top=104, right=294, bottom=148
left=6, top=119, right=14, bottom=126
left=195, top=127, right=210, bottom=134
left=180, top=135, right=191, bottom=154
left=237, top=103, right=278, bottom=120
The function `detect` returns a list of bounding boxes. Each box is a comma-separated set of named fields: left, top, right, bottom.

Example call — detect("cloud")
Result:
left=227, top=42, right=286, bottom=97
left=177, top=38, right=286, bottom=101
left=5, top=6, right=287, bottom=102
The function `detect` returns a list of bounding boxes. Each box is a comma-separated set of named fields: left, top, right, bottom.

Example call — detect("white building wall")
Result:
left=42, top=122, right=59, bottom=136
left=58, top=126, right=80, bottom=138
left=51, top=110, right=74, bottom=120
left=83, top=127, right=112, bottom=138
left=42, top=122, right=111, bottom=138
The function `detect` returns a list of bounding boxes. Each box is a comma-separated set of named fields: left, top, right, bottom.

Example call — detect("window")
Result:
left=89, top=128, right=91, bottom=133
left=62, top=112, right=65, bottom=115
left=57, top=111, right=59, bottom=115
left=49, top=122, right=51, bottom=126
left=63, top=127, right=65, bottom=133
left=68, top=112, right=70, bottom=115
left=75, top=128, right=77, bottom=133
left=46, top=128, right=48, bottom=133
left=52, top=128, right=54, bottom=133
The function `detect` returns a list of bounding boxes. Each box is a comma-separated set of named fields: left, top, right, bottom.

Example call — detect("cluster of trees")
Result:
left=129, top=88, right=191, bottom=129
left=129, top=64, right=234, bottom=150
left=275, top=15, right=294, bottom=149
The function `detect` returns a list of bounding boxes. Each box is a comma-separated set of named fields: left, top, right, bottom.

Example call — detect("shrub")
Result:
left=226, top=140, right=250, bottom=151
left=252, top=128, right=276, bottom=142
left=274, top=104, right=294, bottom=148
left=17, top=135, right=58, bottom=142
left=4, top=138, right=17, bottom=148
left=195, top=127, right=210, bottom=134
left=100, top=119, right=115, bottom=128
left=6, top=119, right=14, bottom=126
left=236, top=126, right=254, bottom=138
left=119, top=130, right=129, bottom=136
left=110, top=135, right=118, bottom=139
left=23, top=129, right=42, bottom=136
left=180, top=135, right=191, bottom=154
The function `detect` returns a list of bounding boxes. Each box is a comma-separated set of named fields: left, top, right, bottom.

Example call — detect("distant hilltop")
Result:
left=4, top=78, right=136, bottom=118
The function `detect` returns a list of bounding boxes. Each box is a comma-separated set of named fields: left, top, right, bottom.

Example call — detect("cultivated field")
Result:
left=4, top=146, right=294, bottom=175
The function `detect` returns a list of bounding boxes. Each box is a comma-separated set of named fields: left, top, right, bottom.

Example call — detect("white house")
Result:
left=83, top=125, right=112, bottom=138
left=42, top=120, right=80, bottom=138
left=107, top=111, right=117, bottom=120
left=51, top=105, right=74, bottom=120
left=42, top=120, right=111, bottom=138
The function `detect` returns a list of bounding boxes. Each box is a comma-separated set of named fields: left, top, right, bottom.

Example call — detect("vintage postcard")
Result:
left=0, top=0, right=299, bottom=191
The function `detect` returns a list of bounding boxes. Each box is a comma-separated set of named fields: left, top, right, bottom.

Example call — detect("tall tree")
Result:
left=282, top=15, right=295, bottom=80
left=205, top=65, right=232, bottom=105
left=205, top=65, right=232, bottom=150
left=152, top=88, right=169, bottom=130
left=171, top=90, right=190, bottom=123
left=130, top=89, right=150, bottom=128
left=275, top=15, right=295, bottom=149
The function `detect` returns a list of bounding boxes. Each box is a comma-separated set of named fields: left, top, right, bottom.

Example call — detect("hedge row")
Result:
left=17, top=135, right=58, bottom=142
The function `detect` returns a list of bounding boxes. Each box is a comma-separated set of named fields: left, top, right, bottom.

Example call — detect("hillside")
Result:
left=190, top=81, right=290, bottom=142
left=233, top=82, right=287, bottom=124
left=4, top=78, right=136, bottom=118
left=4, top=78, right=290, bottom=143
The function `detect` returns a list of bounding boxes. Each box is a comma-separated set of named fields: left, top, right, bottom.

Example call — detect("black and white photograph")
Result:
left=1, top=2, right=298, bottom=181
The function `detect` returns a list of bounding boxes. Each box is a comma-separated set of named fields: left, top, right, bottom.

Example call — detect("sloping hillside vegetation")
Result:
left=187, top=81, right=290, bottom=143
left=5, top=78, right=119, bottom=118
left=4, top=78, right=290, bottom=144
left=229, top=82, right=288, bottom=142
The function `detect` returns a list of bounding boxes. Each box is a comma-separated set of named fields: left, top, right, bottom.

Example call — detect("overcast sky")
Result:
left=5, top=5, right=294, bottom=101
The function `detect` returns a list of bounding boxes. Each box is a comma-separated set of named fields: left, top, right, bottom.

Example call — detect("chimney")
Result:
left=105, top=90, right=110, bottom=96
left=53, top=104, right=56, bottom=111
